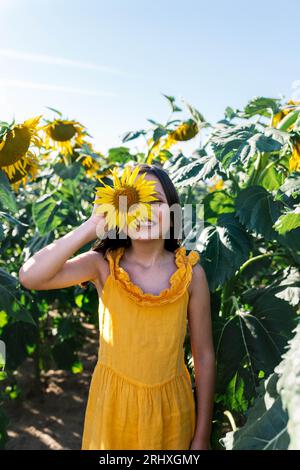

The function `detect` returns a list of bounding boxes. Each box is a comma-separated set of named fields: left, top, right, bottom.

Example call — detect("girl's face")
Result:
left=124, top=174, right=172, bottom=241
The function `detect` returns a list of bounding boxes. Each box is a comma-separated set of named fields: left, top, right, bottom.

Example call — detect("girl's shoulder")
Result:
left=188, top=262, right=207, bottom=296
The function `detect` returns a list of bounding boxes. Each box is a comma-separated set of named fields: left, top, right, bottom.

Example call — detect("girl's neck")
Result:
left=124, top=240, right=169, bottom=268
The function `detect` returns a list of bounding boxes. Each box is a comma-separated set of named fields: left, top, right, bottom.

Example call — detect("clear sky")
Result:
left=1, top=0, right=300, bottom=155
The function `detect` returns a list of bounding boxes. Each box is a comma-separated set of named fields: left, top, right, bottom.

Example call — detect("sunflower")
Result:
left=146, top=119, right=199, bottom=164
left=42, top=118, right=87, bottom=157
left=163, top=119, right=199, bottom=147
left=289, top=141, right=300, bottom=173
left=94, top=164, right=159, bottom=232
left=0, top=116, right=42, bottom=180
left=272, top=100, right=300, bottom=129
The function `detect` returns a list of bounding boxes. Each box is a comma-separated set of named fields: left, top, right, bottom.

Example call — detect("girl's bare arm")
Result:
left=188, top=264, right=216, bottom=449
left=18, top=198, right=107, bottom=290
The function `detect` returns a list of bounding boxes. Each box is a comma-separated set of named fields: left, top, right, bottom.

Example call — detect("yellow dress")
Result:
left=81, top=245, right=200, bottom=450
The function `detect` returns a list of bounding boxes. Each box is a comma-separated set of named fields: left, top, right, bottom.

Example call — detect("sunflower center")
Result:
left=113, top=186, right=140, bottom=212
left=0, top=126, right=31, bottom=167
left=49, top=122, right=77, bottom=142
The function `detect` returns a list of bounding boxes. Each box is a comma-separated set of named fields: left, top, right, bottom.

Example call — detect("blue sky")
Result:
left=1, top=0, right=300, bottom=154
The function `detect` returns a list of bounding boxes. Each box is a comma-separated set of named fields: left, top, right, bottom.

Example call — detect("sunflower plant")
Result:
left=93, top=164, right=159, bottom=232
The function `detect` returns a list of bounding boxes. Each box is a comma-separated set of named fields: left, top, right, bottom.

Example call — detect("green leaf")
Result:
left=26, top=231, right=55, bottom=257
left=161, top=94, right=182, bottom=113
left=197, top=212, right=252, bottom=291
left=278, top=173, right=300, bottom=197
left=254, top=266, right=300, bottom=307
left=276, top=322, right=300, bottom=449
left=164, top=152, right=219, bottom=188
left=0, top=269, right=17, bottom=309
left=53, top=161, right=82, bottom=180
left=220, top=373, right=289, bottom=449
left=0, top=269, right=36, bottom=325
left=236, top=186, right=300, bottom=249
left=153, top=127, right=167, bottom=143
left=45, top=106, right=62, bottom=116
left=215, top=290, right=295, bottom=397
left=243, top=96, right=281, bottom=118
left=273, top=207, right=300, bottom=234
left=0, top=171, right=17, bottom=212
left=32, top=193, right=63, bottom=235
left=121, top=130, right=147, bottom=143
left=210, top=123, right=283, bottom=170
left=221, top=322, right=300, bottom=450
left=0, top=211, right=29, bottom=227
left=107, top=147, right=133, bottom=163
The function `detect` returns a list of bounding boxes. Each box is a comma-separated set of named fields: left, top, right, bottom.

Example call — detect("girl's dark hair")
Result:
left=80, top=163, right=182, bottom=287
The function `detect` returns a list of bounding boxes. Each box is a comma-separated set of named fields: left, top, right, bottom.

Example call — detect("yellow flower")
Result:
left=0, top=116, right=42, bottom=180
left=165, top=119, right=199, bottom=144
left=42, top=119, right=87, bottom=156
left=9, top=153, right=40, bottom=191
left=272, top=100, right=300, bottom=129
left=208, top=176, right=224, bottom=192
left=81, top=155, right=100, bottom=177
left=289, top=141, right=300, bottom=173
left=94, top=164, right=159, bottom=232
left=146, top=137, right=171, bottom=164
left=146, top=120, right=199, bottom=164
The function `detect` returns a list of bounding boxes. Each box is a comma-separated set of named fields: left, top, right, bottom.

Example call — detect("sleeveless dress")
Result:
left=81, top=245, right=200, bottom=450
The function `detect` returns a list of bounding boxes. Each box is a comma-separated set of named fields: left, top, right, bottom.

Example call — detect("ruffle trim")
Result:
left=105, top=245, right=200, bottom=306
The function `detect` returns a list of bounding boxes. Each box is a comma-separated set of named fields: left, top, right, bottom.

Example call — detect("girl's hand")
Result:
left=86, top=196, right=109, bottom=239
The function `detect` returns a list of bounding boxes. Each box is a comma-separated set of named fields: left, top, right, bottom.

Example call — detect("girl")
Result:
left=19, top=163, right=215, bottom=450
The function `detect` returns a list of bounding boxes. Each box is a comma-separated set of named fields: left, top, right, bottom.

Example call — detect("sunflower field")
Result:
left=0, top=96, right=300, bottom=450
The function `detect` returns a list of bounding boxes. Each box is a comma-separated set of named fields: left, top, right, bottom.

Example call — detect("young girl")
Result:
left=19, top=163, right=215, bottom=450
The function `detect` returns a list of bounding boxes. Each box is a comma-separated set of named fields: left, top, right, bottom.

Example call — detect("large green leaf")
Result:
left=247, top=266, right=300, bottom=307
left=197, top=213, right=252, bottom=291
left=236, top=186, right=281, bottom=239
left=242, top=96, right=281, bottom=118
left=220, top=373, right=289, bottom=449
left=210, top=123, right=283, bottom=170
left=236, top=185, right=300, bottom=250
left=220, top=322, right=300, bottom=450
left=163, top=151, right=220, bottom=188
left=203, top=190, right=235, bottom=225
left=215, top=288, right=295, bottom=395
left=32, top=193, right=63, bottom=235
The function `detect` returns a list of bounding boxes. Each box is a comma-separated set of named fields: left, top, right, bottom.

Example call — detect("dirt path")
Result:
left=3, top=322, right=98, bottom=450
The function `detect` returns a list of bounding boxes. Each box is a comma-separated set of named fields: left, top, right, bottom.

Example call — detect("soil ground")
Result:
left=3, top=322, right=98, bottom=450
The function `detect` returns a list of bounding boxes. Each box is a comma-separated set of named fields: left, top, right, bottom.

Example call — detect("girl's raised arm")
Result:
left=18, top=197, right=107, bottom=291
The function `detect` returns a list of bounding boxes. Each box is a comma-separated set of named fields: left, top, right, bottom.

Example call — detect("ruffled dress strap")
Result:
left=104, top=245, right=200, bottom=306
